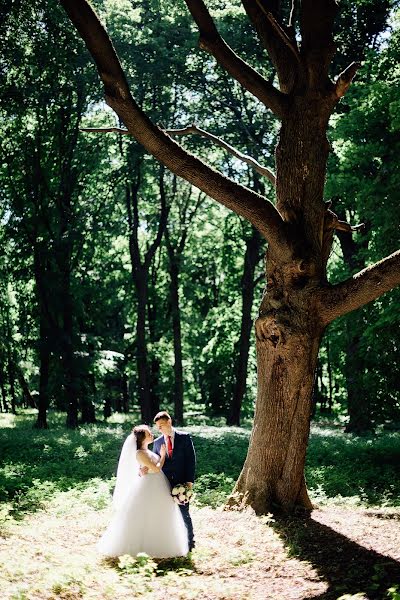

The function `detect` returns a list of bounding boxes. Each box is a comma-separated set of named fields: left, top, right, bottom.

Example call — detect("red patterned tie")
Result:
left=167, top=435, right=173, bottom=458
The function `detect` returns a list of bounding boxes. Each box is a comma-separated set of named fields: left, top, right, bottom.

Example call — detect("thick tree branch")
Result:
left=164, top=124, right=276, bottom=185
left=144, top=168, right=169, bottom=271
left=60, top=0, right=287, bottom=249
left=319, top=249, right=400, bottom=324
left=324, top=208, right=365, bottom=233
left=255, top=0, right=300, bottom=63
left=183, top=0, right=287, bottom=117
left=300, top=0, right=339, bottom=89
left=334, top=62, right=361, bottom=99
left=241, top=0, right=300, bottom=93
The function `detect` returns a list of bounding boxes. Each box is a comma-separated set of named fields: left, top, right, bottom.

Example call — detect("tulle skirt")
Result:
left=97, top=472, right=188, bottom=558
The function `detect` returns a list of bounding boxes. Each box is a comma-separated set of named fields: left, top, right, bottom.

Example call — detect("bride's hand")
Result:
left=160, top=443, right=167, bottom=458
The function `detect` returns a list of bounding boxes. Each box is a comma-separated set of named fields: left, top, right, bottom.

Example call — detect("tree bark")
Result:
left=230, top=98, right=331, bottom=511
left=167, top=253, right=184, bottom=425
left=228, top=226, right=262, bottom=426
left=232, top=329, right=321, bottom=512
left=17, top=368, right=36, bottom=409
left=336, top=220, right=372, bottom=433
left=35, top=315, right=50, bottom=429
left=135, top=273, right=152, bottom=423
left=147, top=263, right=161, bottom=419
left=5, top=309, right=17, bottom=413
left=33, top=244, right=51, bottom=430
left=122, top=371, right=129, bottom=413
left=61, top=245, right=79, bottom=429
left=126, top=164, right=168, bottom=424
left=0, top=371, right=9, bottom=412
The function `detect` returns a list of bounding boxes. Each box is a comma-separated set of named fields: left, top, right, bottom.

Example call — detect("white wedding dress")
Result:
left=97, top=436, right=188, bottom=558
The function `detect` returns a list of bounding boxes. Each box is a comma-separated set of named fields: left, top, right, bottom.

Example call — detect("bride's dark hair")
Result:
left=133, top=425, right=149, bottom=449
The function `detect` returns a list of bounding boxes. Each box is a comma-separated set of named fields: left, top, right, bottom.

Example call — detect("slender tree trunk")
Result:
left=228, top=226, right=262, bottom=426
left=103, top=396, right=112, bottom=419
left=5, top=311, right=17, bottom=413
left=147, top=272, right=161, bottom=419
left=343, top=314, right=372, bottom=433
left=35, top=315, right=50, bottom=429
left=0, top=371, right=8, bottom=412
left=136, top=276, right=152, bottom=423
left=122, top=371, right=129, bottom=413
left=7, top=353, right=16, bottom=414
left=126, top=166, right=168, bottom=424
left=326, top=337, right=333, bottom=413
left=17, top=369, right=36, bottom=409
left=62, top=268, right=79, bottom=429
left=167, top=254, right=184, bottom=425
left=336, top=223, right=372, bottom=432
left=33, top=245, right=50, bottom=429
left=80, top=398, right=96, bottom=423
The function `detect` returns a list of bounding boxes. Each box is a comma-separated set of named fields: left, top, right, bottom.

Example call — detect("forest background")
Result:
left=1, top=0, right=399, bottom=433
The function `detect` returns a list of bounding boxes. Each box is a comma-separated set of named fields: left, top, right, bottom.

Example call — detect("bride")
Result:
left=97, top=425, right=188, bottom=558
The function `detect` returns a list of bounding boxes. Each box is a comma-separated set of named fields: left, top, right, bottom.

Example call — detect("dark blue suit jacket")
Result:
left=153, top=430, right=196, bottom=487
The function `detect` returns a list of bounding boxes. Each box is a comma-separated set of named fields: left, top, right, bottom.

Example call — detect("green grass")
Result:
left=0, top=410, right=399, bottom=526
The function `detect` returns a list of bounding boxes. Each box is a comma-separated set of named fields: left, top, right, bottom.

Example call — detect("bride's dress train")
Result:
left=98, top=448, right=188, bottom=558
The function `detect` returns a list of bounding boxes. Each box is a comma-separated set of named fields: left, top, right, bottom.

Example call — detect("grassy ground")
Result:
left=0, top=411, right=399, bottom=599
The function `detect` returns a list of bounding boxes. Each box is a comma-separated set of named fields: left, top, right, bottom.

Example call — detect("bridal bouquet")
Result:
left=171, top=484, right=193, bottom=505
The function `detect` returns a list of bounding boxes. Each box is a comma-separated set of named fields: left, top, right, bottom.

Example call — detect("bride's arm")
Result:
left=136, top=447, right=166, bottom=473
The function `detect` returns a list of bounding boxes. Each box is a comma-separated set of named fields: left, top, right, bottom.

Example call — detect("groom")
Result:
left=152, top=410, right=196, bottom=552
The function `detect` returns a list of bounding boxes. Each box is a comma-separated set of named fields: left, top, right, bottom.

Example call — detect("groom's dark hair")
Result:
left=154, top=411, right=171, bottom=423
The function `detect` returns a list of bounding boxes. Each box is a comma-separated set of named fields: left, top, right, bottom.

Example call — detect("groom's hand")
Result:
left=139, top=466, right=149, bottom=477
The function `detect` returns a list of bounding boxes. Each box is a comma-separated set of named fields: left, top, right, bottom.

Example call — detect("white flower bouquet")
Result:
left=171, top=484, right=193, bottom=505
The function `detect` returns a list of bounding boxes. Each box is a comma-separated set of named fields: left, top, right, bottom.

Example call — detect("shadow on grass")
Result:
left=273, top=514, right=400, bottom=599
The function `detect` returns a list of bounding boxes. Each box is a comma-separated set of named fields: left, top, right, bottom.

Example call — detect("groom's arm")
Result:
left=184, top=434, right=196, bottom=486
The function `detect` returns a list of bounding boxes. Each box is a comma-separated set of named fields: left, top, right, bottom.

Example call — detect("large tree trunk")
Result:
left=233, top=331, right=322, bottom=512
left=228, top=226, right=261, bottom=426
left=232, top=101, right=331, bottom=512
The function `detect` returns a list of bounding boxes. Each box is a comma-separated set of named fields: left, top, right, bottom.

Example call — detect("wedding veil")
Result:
left=112, top=433, right=140, bottom=510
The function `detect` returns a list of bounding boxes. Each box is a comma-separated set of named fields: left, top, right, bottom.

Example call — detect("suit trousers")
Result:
left=179, top=503, right=194, bottom=550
